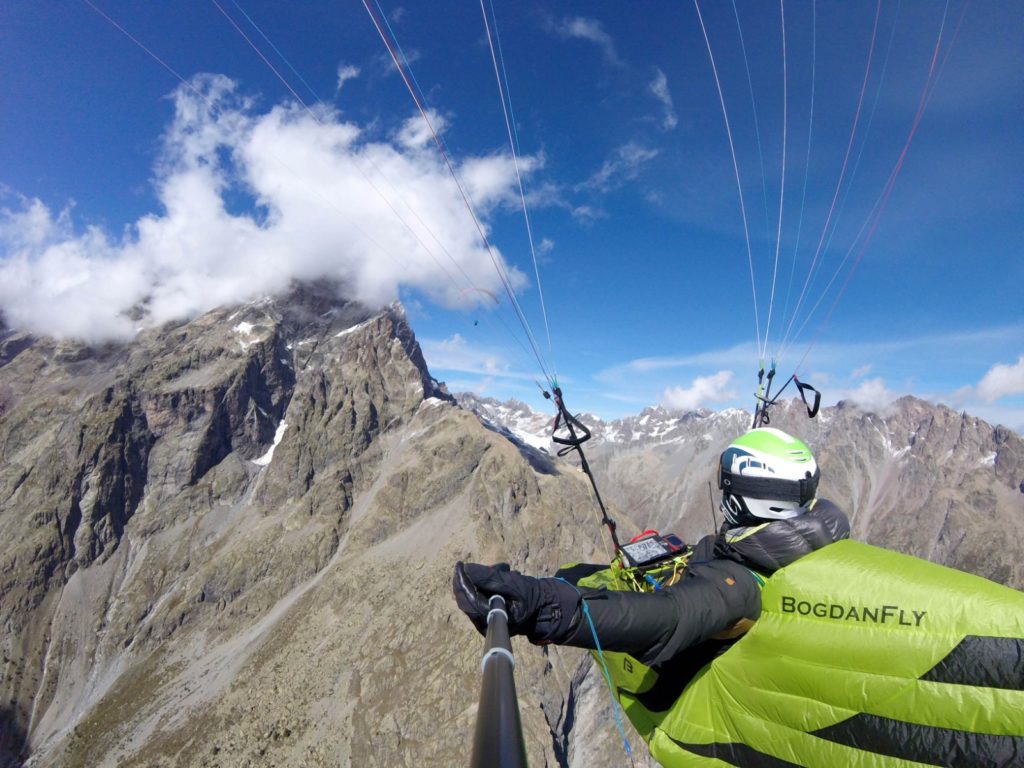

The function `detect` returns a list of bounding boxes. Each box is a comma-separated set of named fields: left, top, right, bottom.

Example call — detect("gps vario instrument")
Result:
left=620, top=530, right=687, bottom=569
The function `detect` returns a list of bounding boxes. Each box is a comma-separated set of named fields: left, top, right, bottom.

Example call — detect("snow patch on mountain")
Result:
left=454, top=395, right=754, bottom=450
left=253, top=421, right=288, bottom=466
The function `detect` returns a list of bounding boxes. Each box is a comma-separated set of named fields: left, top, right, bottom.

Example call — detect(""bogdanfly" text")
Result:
left=780, top=595, right=926, bottom=626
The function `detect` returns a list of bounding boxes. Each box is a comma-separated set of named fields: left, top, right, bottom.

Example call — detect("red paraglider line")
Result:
left=797, top=1, right=953, bottom=372
left=783, top=0, right=882, bottom=353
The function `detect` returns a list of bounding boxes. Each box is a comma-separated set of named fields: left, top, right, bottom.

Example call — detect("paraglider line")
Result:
left=762, top=0, right=789, bottom=359
left=480, top=0, right=557, bottom=378
left=780, top=0, right=816, bottom=341
left=364, top=0, right=554, bottom=387
left=227, top=0, right=321, bottom=102
left=796, top=0, right=953, bottom=372
left=209, top=0, right=318, bottom=122
left=693, top=0, right=762, bottom=358
left=730, top=0, right=772, bottom=245
left=80, top=0, right=434, bottom=287
left=80, top=0, right=212, bottom=110
left=792, top=0, right=902, bottom=355
left=782, top=0, right=882, bottom=354
left=557, top=580, right=635, bottom=765
left=209, top=2, right=465, bottom=287
left=212, top=0, right=531, bottom=364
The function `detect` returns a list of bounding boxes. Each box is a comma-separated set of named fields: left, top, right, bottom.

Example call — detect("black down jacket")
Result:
left=555, top=499, right=850, bottom=667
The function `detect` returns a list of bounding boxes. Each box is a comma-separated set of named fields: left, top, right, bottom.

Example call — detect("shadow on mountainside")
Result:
left=0, top=706, right=28, bottom=768
left=0, top=333, right=34, bottom=370
left=474, top=418, right=560, bottom=475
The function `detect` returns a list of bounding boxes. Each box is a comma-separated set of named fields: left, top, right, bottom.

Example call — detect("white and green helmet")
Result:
left=718, top=427, right=820, bottom=525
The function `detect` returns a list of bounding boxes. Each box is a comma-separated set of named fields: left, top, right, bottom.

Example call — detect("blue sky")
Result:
left=1, top=1, right=1021, bottom=430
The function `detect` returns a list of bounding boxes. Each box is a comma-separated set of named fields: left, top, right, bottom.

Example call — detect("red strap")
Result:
left=628, top=529, right=660, bottom=543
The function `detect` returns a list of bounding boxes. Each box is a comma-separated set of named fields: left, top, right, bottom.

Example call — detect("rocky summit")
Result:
left=0, top=284, right=629, bottom=768
left=2, top=284, right=1022, bottom=768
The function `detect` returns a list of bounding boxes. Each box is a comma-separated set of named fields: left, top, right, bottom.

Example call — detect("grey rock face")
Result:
left=0, top=285, right=615, bottom=767
left=782, top=398, right=1024, bottom=587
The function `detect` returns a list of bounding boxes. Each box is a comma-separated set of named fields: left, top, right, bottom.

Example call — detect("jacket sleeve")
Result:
left=557, top=559, right=761, bottom=667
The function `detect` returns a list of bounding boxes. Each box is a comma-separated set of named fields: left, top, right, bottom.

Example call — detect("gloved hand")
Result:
left=452, top=561, right=580, bottom=644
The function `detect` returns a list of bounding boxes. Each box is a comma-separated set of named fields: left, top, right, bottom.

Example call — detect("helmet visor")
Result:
left=719, top=466, right=820, bottom=506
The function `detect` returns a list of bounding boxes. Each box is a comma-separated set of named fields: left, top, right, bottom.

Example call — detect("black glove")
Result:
left=452, top=561, right=580, bottom=644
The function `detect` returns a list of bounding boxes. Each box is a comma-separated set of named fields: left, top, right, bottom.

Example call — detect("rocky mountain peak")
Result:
left=2, top=289, right=384, bottom=750
left=0, top=283, right=619, bottom=768
left=1, top=286, right=1021, bottom=768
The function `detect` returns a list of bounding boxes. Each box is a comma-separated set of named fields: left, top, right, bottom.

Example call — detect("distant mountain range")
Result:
left=1, top=284, right=1020, bottom=768
left=456, top=393, right=748, bottom=449
left=456, top=391, right=1024, bottom=588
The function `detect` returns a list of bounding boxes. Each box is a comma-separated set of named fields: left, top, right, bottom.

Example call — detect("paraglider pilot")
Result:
left=453, top=427, right=850, bottom=669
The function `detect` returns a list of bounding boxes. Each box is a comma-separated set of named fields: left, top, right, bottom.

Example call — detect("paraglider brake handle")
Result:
left=753, top=373, right=823, bottom=427
left=546, top=387, right=592, bottom=455
left=794, top=377, right=821, bottom=418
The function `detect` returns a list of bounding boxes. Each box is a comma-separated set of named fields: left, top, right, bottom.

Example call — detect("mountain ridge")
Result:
left=457, top=391, right=1024, bottom=587
left=2, top=284, right=642, bottom=767
left=1, top=286, right=1021, bottom=767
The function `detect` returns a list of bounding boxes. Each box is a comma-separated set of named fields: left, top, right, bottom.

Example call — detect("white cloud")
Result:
left=420, top=333, right=535, bottom=381
left=809, top=371, right=834, bottom=386
left=648, top=68, right=677, bottom=130
left=444, top=375, right=496, bottom=396
left=0, top=75, right=535, bottom=342
left=845, top=378, right=899, bottom=412
left=0, top=205, right=147, bottom=339
left=461, top=153, right=541, bottom=213
left=587, top=330, right=1024, bottom=431
left=553, top=17, right=622, bottom=67
left=423, top=333, right=502, bottom=374
left=850, top=364, right=873, bottom=379
left=0, top=196, right=71, bottom=250
left=977, top=355, right=1024, bottom=402
left=336, top=64, right=360, bottom=92
left=598, top=341, right=755, bottom=381
left=955, top=404, right=1024, bottom=434
left=662, top=371, right=736, bottom=410
left=373, top=46, right=421, bottom=79
left=395, top=109, right=447, bottom=149
left=579, top=142, right=659, bottom=192
left=570, top=205, right=603, bottom=223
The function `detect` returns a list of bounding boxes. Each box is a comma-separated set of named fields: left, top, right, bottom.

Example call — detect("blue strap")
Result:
left=557, top=578, right=634, bottom=763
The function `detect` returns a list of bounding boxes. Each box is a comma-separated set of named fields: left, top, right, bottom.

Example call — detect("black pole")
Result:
left=470, top=595, right=529, bottom=768
left=548, top=387, right=623, bottom=555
